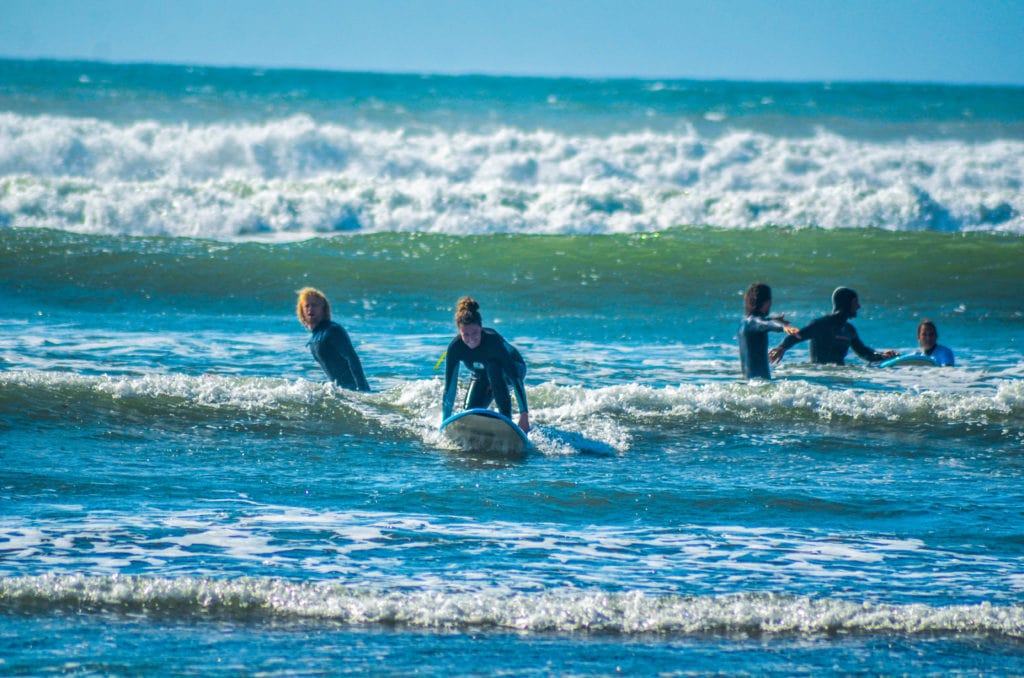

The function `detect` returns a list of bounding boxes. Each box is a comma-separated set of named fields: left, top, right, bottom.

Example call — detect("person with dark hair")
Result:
left=769, top=287, right=897, bottom=366
left=912, top=319, right=955, bottom=366
left=296, top=287, right=370, bottom=391
left=738, top=282, right=800, bottom=379
left=442, top=296, right=530, bottom=432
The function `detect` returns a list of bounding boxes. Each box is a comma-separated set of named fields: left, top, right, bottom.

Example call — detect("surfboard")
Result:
left=877, top=354, right=938, bottom=368
left=440, top=408, right=529, bottom=455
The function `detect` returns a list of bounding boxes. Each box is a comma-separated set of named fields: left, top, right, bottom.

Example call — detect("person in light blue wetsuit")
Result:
left=912, top=319, right=955, bottom=366
left=738, top=282, right=800, bottom=379
left=442, top=296, right=530, bottom=432
left=769, top=287, right=898, bottom=366
left=297, top=287, right=370, bottom=391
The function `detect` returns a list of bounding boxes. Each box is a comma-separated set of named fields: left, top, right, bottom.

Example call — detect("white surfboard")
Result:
left=440, top=408, right=529, bottom=456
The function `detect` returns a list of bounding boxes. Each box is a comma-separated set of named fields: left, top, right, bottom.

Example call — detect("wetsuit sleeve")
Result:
left=777, top=317, right=822, bottom=351
left=326, top=325, right=371, bottom=391
left=441, top=340, right=461, bottom=421
left=511, top=378, right=528, bottom=414
left=848, top=328, right=884, bottom=363
left=746, top=317, right=788, bottom=334
left=502, top=339, right=529, bottom=414
left=776, top=333, right=800, bottom=351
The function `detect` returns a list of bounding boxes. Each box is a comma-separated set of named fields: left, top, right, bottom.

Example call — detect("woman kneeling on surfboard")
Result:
left=442, top=296, right=530, bottom=432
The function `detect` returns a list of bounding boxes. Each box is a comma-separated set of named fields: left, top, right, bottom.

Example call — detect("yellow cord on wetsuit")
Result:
left=433, top=350, right=447, bottom=371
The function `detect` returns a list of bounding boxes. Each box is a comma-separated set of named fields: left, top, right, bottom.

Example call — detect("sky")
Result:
left=2, top=0, right=1022, bottom=85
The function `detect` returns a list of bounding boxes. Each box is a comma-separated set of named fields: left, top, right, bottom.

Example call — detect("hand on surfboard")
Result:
left=871, top=349, right=900, bottom=365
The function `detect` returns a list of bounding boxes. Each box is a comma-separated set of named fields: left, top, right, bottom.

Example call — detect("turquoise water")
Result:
left=2, top=59, right=1023, bottom=675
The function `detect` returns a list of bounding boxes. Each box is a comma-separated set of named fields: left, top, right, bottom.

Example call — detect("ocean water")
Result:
left=1, top=58, right=1023, bottom=675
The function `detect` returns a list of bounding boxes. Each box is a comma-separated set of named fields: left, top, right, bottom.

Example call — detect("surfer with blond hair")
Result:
left=296, top=287, right=370, bottom=391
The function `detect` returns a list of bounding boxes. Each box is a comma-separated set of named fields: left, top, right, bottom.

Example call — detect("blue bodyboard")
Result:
left=877, top=354, right=938, bottom=368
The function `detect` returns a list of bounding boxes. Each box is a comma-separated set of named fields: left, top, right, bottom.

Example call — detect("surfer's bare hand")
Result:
left=768, top=347, right=785, bottom=364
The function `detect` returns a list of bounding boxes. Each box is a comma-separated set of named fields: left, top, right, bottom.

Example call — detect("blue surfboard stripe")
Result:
left=877, top=354, right=939, bottom=368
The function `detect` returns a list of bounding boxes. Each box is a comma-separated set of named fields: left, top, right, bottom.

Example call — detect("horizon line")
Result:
left=2, top=54, right=1022, bottom=90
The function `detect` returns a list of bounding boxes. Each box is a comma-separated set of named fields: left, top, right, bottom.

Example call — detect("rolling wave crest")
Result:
left=2, top=113, right=1021, bottom=237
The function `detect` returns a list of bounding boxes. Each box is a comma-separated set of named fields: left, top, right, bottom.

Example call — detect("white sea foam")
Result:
left=1, top=113, right=1021, bottom=237
left=3, top=369, right=1021, bottom=442
left=0, top=506, right=1006, bottom=596
left=2, top=574, right=1022, bottom=638
left=529, top=378, right=1023, bottom=430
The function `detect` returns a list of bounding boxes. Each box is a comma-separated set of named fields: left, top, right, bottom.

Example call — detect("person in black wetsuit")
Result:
left=769, top=287, right=897, bottom=366
left=442, top=296, right=530, bottom=432
left=296, top=287, right=370, bottom=391
left=738, top=282, right=800, bottom=379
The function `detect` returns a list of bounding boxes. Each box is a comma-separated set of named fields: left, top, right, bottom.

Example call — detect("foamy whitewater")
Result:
left=2, top=59, right=1023, bottom=675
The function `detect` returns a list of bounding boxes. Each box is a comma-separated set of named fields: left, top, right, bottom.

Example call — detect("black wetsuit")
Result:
left=442, top=328, right=527, bottom=420
left=307, top=320, right=370, bottom=391
left=775, top=312, right=886, bottom=365
left=738, top=314, right=789, bottom=379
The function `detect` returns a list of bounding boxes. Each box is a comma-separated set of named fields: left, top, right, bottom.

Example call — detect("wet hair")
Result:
left=831, top=287, right=858, bottom=314
left=917, top=319, right=938, bottom=338
left=744, top=282, right=772, bottom=315
left=296, top=287, right=331, bottom=329
left=454, top=296, right=482, bottom=328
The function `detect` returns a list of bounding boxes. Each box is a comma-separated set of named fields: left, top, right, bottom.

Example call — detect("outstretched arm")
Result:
left=769, top=326, right=806, bottom=364
left=510, top=377, right=530, bottom=433
left=851, top=334, right=897, bottom=363
left=747, top=316, right=798, bottom=336
left=500, top=337, right=531, bottom=432
left=441, top=352, right=460, bottom=421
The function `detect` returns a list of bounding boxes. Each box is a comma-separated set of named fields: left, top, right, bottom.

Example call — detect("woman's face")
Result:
left=918, top=324, right=937, bottom=350
left=459, top=323, right=482, bottom=349
left=303, top=298, right=325, bottom=328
